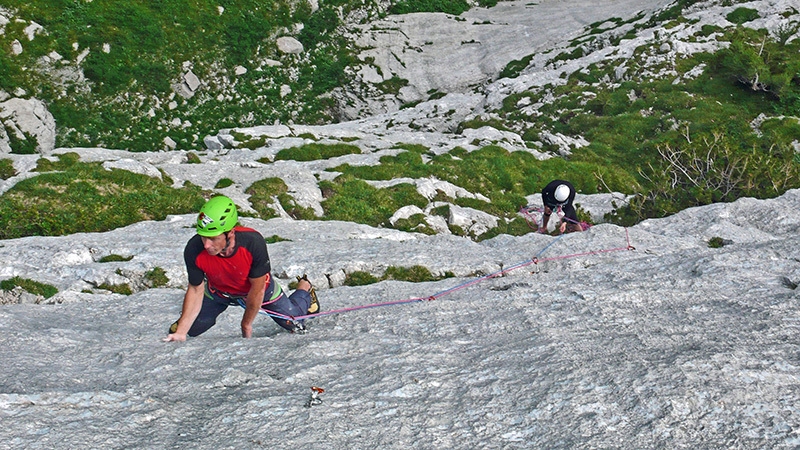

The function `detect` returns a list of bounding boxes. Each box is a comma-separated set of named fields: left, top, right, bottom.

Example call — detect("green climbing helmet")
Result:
left=196, top=195, right=238, bottom=237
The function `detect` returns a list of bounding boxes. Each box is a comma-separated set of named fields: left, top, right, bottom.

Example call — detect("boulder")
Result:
left=447, top=203, right=498, bottom=237
left=173, top=70, right=202, bottom=99
left=0, top=97, right=56, bottom=154
left=276, top=36, right=304, bottom=54
left=390, top=205, right=425, bottom=225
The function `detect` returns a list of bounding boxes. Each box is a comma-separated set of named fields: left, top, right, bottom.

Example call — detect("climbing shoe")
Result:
left=297, top=274, right=320, bottom=314
left=168, top=320, right=179, bottom=334
left=290, top=320, right=308, bottom=334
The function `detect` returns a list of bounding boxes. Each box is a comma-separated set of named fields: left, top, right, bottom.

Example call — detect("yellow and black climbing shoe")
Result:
left=168, top=320, right=179, bottom=334
left=297, top=274, right=320, bottom=314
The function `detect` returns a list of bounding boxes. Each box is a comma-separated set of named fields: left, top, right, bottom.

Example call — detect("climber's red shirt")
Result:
left=184, top=226, right=271, bottom=296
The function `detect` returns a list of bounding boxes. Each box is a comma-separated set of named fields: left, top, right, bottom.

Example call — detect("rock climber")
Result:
left=540, top=179, right=583, bottom=234
left=164, top=195, right=319, bottom=341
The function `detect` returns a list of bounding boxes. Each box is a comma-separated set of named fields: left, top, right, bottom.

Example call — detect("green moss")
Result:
left=0, top=276, right=58, bottom=299
left=99, top=254, right=134, bottom=262
left=97, top=282, right=133, bottom=295
left=726, top=7, right=759, bottom=25
left=707, top=236, right=727, bottom=248
left=144, top=267, right=169, bottom=287
left=0, top=159, right=16, bottom=180
left=215, top=178, right=235, bottom=189
left=344, top=271, right=380, bottom=286
left=265, top=234, right=291, bottom=244
left=245, top=177, right=288, bottom=220
left=275, top=143, right=361, bottom=162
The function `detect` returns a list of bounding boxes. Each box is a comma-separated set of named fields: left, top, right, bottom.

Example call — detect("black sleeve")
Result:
left=184, top=235, right=206, bottom=286
left=237, top=230, right=271, bottom=279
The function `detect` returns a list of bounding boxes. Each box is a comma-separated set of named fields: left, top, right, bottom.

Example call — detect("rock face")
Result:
left=0, top=96, right=56, bottom=154
left=342, top=0, right=675, bottom=118
left=2, top=189, right=800, bottom=448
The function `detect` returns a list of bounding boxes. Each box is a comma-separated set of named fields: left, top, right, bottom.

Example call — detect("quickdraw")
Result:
left=305, top=386, right=325, bottom=408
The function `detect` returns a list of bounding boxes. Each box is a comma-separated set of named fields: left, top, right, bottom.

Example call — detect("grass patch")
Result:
left=0, top=276, right=58, bottom=299
left=392, top=213, right=438, bottom=235
left=344, top=265, right=454, bottom=286
left=246, top=177, right=288, bottom=220
left=144, top=267, right=169, bottom=288
left=0, top=153, right=206, bottom=238
left=384, top=265, right=450, bottom=283
left=1, top=0, right=359, bottom=151
left=275, top=143, right=361, bottom=162
left=245, top=177, right=317, bottom=220
left=7, top=130, right=38, bottom=154
left=265, top=234, right=291, bottom=244
left=707, top=236, right=729, bottom=248
left=344, top=271, right=380, bottom=286
left=320, top=176, right=428, bottom=227
left=99, top=254, right=134, bottom=263
left=186, top=152, right=202, bottom=164
left=388, top=0, right=470, bottom=15
left=376, top=77, right=409, bottom=95
left=215, top=178, right=235, bottom=189
left=96, top=282, right=133, bottom=295
left=726, top=7, right=759, bottom=25
left=499, top=54, right=534, bottom=79
left=0, top=159, right=16, bottom=180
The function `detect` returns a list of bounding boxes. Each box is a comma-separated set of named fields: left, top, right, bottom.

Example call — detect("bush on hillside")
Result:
left=0, top=159, right=16, bottom=180
left=714, top=29, right=800, bottom=100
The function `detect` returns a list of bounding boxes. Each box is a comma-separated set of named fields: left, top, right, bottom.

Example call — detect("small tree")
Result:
left=715, top=29, right=800, bottom=100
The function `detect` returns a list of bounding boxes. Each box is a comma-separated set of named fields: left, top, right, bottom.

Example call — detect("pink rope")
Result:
left=258, top=229, right=634, bottom=323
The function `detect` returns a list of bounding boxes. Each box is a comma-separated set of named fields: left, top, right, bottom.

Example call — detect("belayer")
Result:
left=164, top=195, right=319, bottom=341
left=539, top=179, right=584, bottom=234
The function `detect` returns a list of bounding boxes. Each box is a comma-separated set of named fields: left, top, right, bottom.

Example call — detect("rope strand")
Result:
left=253, top=229, right=632, bottom=323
